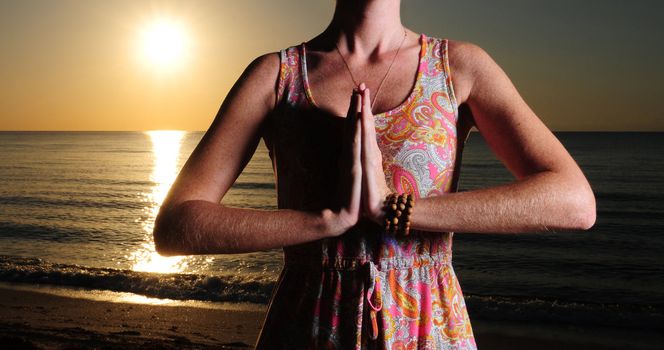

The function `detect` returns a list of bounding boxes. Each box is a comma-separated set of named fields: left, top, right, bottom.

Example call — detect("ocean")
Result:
left=0, top=131, right=662, bottom=346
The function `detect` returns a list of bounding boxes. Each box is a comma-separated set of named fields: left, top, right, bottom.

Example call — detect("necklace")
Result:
left=334, top=28, right=408, bottom=111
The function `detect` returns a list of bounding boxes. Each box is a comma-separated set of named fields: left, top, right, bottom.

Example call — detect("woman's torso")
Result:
left=257, top=33, right=476, bottom=349
left=262, top=33, right=471, bottom=261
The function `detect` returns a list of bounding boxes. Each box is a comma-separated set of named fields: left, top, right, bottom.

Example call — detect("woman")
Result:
left=153, top=0, right=596, bottom=348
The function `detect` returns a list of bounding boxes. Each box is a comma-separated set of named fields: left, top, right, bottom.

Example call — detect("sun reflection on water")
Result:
left=129, top=130, right=190, bottom=274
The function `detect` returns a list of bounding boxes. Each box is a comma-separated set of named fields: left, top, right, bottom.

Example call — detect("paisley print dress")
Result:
left=257, top=34, right=477, bottom=349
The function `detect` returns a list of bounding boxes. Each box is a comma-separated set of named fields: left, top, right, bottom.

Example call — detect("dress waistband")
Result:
left=284, top=252, right=451, bottom=340
left=283, top=251, right=453, bottom=341
left=283, top=251, right=453, bottom=271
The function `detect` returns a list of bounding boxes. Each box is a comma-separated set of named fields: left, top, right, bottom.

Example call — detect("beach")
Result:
left=0, top=285, right=263, bottom=349
left=2, top=284, right=661, bottom=350
left=1, top=131, right=663, bottom=349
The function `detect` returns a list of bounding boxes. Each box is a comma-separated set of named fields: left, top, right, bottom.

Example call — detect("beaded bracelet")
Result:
left=383, top=193, right=414, bottom=236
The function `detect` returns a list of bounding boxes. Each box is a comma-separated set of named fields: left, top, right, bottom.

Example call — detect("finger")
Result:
left=351, top=91, right=362, bottom=143
left=350, top=95, right=363, bottom=214
left=352, top=90, right=362, bottom=159
left=338, top=91, right=360, bottom=209
left=359, top=85, right=385, bottom=208
left=359, top=85, right=376, bottom=137
left=353, top=90, right=363, bottom=170
left=359, top=87, right=379, bottom=162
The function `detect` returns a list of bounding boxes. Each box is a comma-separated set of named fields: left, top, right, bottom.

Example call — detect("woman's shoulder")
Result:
left=420, top=35, right=491, bottom=74
left=209, top=51, right=282, bottom=119
left=244, top=51, right=281, bottom=80
left=230, top=51, right=282, bottom=107
left=446, top=39, right=493, bottom=66
left=437, top=38, right=501, bottom=104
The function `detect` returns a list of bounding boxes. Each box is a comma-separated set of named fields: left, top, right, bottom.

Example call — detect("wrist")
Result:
left=366, top=186, right=391, bottom=224
left=366, top=201, right=387, bottom=225
left=319, top=208, right=356, bottom=238
left=383, top=193, right=415, bottom=236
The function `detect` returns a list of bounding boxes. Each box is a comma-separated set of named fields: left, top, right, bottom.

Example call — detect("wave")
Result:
left=0, top=256, right=276, bottom=304
left=0, top=195, right=146, bottom=210
left=0, top=256, right=661, bottom=331
left=0, top=222, right=137, bottom=243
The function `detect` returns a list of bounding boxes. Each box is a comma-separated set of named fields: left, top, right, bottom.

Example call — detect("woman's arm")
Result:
left=413, top=41, right=596, bottom=233
left=361, top=41, right=596, bottom=233
left=153, top=54, right=363, bottom=256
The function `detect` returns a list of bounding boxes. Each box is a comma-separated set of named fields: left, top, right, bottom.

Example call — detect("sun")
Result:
left=138, top=19, right=189, bottom=69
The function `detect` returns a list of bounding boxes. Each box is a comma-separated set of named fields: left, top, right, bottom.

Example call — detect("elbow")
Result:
left=153, top=230, right=178, bottom=257
left=152, top=205, right=186, bottom=257
left=571, top=201, right=596, bottom=231
left=566, top=182, right=597, bottom=231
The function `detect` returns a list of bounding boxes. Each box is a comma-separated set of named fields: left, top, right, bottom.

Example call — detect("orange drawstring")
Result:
left=364, top=261, right=383, bottom=340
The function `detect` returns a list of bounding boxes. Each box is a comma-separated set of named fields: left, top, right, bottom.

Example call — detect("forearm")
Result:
left=410, top=170, right=596, bottom=234
left=154, top=200, right=342, bottom=256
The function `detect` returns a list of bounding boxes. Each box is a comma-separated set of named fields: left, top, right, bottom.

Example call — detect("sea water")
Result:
left=0, top=131, right=662, bottom=341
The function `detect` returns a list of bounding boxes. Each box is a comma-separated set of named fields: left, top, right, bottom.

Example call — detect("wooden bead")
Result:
left=383, top=192, right=417, bottom=237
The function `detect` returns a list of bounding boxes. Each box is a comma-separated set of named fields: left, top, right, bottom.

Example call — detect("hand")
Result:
left=330, top=89, right=363, bottom=235
left=358, top=83, right=391, bottom=224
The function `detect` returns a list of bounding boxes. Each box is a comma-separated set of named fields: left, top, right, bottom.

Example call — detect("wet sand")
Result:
left=0, top=285, right=656, bottom=349
left=0, top=286, right=263, bottom=349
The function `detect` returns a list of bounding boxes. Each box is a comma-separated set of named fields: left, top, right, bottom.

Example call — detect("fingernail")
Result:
left=359, top=82, right=366, bottom=90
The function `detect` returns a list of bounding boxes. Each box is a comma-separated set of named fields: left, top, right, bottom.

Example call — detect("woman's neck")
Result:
left=322, top=0, right=405, bottom=59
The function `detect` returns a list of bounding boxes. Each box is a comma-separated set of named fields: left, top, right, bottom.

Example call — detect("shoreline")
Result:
left=0, top=284, right=661, bottom=349
left=0, top=286, right=263, bottom=349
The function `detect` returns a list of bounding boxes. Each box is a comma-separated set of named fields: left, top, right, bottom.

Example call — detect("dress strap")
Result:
left=276, top=49, right=288, bottom=105
left=276, top=46, right=304, bottom=106
left=275, top=44, right=310, bottom=108
left=441, top=38, right=459, bottom=115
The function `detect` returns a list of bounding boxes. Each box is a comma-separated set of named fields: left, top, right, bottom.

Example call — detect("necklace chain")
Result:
left=334, top=29, right=408, bottom=111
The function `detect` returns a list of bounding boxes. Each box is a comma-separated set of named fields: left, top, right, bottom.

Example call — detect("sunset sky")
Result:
left=1, top=0, right=662, bottom=131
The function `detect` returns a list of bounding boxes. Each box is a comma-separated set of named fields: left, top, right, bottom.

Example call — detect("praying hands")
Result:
left=335, top=83, right=393, bottom=235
